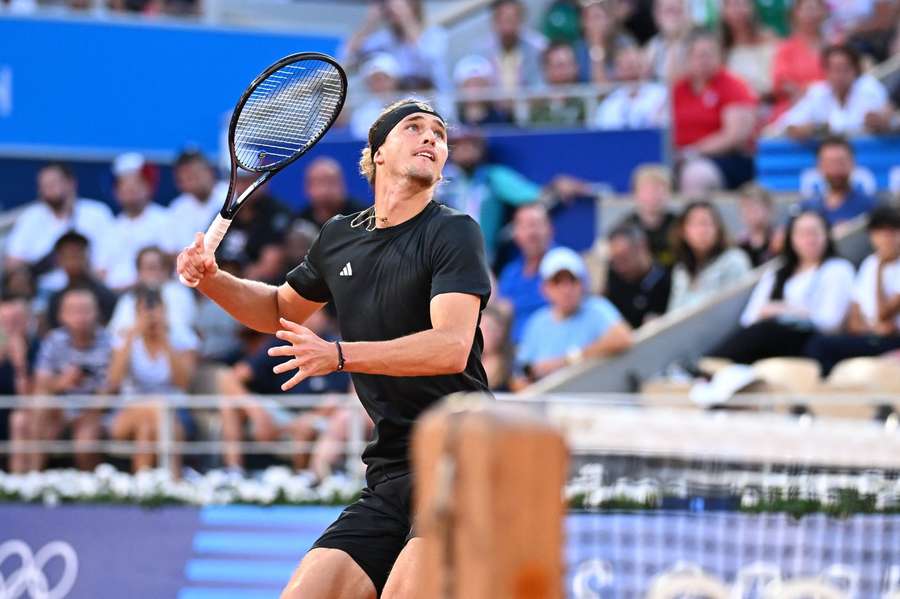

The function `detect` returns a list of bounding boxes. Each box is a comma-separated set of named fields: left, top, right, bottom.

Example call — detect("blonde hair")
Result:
left=358, top=98, right=437, bottom=186
left=631, top=163, right=672, bottom=193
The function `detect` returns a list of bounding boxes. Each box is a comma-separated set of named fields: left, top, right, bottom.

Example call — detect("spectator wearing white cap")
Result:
left=96, top=153, right=170, bottom=291
left=453, top=55, right=512, bottom=126
left=510, top=247, right=632, bottom=390
left=593, top=44, right=668, bottom=130
left=350, top=53, right=403, bottom=139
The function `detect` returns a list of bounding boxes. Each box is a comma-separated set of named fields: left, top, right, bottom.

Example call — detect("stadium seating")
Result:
left=757, top=136, right=900, bottom=192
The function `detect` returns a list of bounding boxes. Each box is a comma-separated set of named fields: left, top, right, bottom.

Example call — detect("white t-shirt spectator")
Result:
left=109, top=281, right=197, bottom=341
left=852, top=254, right=900, bottom=330
left=97, top=204, right=170, bottom=290
left=163, top=181, right=228, bottom=254
left=113, top=327, right=198, bottom=395
left=740, top=258, right=855, bottom=331
left=6, top=198, right=113, bottom=266
left=593, top=82, right=669, bottom=130
left=800, top=166, right=877, bottom=198
left=777, top=74, right=888, bottom=136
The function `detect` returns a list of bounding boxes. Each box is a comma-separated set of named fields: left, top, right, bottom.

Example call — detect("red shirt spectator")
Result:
left=673, top=69, right=756, bottom=149
left=672, top=31, right=759, bottom=189
left=770, top=0, right=827, bottom=122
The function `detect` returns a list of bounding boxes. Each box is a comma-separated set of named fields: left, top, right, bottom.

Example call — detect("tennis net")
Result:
left=500, top=395, right=900, bottom=599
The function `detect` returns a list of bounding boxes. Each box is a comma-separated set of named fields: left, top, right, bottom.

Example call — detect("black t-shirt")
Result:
left=619, top=211, right=677, bottom=267
left=221, top=194, right=293, bottom=264
left=286, top=201, right=492, bottom=480
left=738, top=231, right=774, bottom=268
left=605, top=263, right=671, bottom=329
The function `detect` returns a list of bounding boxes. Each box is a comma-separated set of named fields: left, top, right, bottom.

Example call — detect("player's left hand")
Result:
left=268, top=318, right=339, bottom=391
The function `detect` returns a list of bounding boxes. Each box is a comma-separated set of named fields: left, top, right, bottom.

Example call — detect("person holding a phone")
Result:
left=105, top=285, right=198, bottom=475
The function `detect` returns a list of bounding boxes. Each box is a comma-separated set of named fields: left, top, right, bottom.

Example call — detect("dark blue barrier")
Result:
left=0, top=16, right=339, bottom=157
left=0, top=129, right=664, bottom=211
left=757, top=135, right=900, bottom=192
left=269, top=128, right=664, bottom=206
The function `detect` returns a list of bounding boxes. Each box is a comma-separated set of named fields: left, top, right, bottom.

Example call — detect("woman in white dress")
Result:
left=710, top=210, right=855, bottom=363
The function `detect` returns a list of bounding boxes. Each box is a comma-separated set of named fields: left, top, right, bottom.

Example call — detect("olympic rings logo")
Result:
left=0, top=540, right=78, bottom=599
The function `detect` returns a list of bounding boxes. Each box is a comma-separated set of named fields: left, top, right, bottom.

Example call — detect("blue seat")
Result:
left=756, top=136, right=900, bottom=192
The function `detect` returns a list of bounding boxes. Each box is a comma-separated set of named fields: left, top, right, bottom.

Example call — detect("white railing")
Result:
left=0, top=393, right=370, bottom=480
left=6, top=391, right=899, bottom=476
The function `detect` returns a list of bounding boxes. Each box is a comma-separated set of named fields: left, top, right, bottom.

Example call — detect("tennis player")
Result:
left=177, top=99, right=492, bottom=599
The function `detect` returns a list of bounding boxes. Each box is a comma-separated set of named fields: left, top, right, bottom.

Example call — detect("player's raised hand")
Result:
left=177, top=232, right=218, bottom=288
left=268, top=317, right=341, bottom=391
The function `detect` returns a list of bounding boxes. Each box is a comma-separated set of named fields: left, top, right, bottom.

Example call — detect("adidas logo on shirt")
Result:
left=339, top=262, right=353, bottom=277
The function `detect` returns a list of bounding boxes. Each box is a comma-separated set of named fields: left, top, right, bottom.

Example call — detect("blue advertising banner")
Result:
left=0, top=16, right=339, bottom=157
left=3, top=505, right=899, bottom=598
left=0, top=504, right=200, bottom=598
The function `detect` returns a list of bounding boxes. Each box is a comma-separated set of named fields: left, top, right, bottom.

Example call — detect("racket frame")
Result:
left=180, top=52, right=347, bottom=287
left=220, top=51, right=348, bottom=221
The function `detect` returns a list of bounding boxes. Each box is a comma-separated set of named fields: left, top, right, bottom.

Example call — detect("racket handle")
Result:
left=204, top=213, right=232, bottom=253
left=179, top=214, right=232, bottom=288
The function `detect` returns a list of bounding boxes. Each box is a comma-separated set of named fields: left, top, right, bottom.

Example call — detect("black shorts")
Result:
left=311, top=470, right=415, bottom=596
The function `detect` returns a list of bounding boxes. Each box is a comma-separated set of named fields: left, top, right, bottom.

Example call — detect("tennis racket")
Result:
left=179, top=52, right=347, bottom=287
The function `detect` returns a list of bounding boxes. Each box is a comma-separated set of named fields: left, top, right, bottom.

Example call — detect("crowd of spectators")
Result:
left=0, top=148, right=896, bottom=475
left=336, top=0, right=900, bottom=191
left=0, top=156, right=361, bottom=478
left=1, top=0, right=900, bottom=478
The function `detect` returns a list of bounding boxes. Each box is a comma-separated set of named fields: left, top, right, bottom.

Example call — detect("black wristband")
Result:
left=335, top=340, right=345, bottom=372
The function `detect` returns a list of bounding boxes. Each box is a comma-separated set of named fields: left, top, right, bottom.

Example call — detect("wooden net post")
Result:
left=412, top=396, right=568, bottom=599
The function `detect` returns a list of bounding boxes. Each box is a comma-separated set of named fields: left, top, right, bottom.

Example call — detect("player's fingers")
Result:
left=272, top=358, right=299, bottom=375
left=279, top=318, right=308, bottom=335
left=180, top=262, right=205, bottom=282
left=267, top=344, right=298, bottom=358
left=193, top=232, right=206, bottom=251
left=183, top=246, right=203, bottom=267
left=281, top=368, right=307, bottom=392
left=274, top=330, right=305, bottom=345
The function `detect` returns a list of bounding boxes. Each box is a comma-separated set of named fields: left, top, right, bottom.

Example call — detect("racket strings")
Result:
left=234, top=60, right=343, bottom=171
left=237, top=79, right=320, bottom=158
left=240, top=72, right=338, bottom=145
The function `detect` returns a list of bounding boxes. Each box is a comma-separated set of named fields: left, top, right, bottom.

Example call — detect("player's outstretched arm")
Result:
left=177, top=232, right=324, bottom=334
left=269, top=293, right=481, bottom=390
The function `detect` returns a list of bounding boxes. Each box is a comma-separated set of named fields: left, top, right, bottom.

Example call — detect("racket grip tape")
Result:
left=178, top=214, right=233, bottom=288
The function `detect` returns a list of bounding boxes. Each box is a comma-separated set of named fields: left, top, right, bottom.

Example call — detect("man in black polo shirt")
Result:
left=177, top=98, right=492, bottom=599
left=604, top=223, right=671, bottom=329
